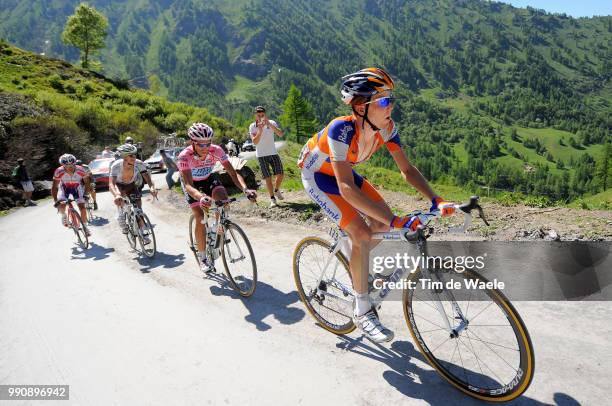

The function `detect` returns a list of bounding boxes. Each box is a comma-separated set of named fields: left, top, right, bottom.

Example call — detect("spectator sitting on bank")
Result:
left=248, top=106, right=285, bottom=207
left=13, top=158, right=36, bottom=206
left=160, top=149, right=179, bottom=189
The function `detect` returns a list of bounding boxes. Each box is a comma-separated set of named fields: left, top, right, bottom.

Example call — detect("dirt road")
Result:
left=1, top=175, right=610, bottom=405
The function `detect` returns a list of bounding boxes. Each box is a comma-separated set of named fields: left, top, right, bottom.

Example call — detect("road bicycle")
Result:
left=292, top=196, right=534, bottom=401
left=56, top=197, right=89, bottom=250
left=85, top=194, right=95, bottom=224
left=189, top=197, right=257, bottom=297
left=121, top=195, right=156, bottom=258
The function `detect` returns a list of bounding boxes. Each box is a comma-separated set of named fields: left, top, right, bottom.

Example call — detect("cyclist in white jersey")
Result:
left=109, top=144, right=158, bottom=243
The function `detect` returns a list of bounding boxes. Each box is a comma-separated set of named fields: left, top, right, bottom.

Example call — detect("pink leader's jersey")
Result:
left=53, top=165, right=88, bottom=189
left=177, top=145, right=228, bottom=181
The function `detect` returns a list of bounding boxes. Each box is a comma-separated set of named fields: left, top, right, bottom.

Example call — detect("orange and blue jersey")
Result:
left=298, top=115, right=401, bottom=175
left=298, top=116, right=402, bottom=229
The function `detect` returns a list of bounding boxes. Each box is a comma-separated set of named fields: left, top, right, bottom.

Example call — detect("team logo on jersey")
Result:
left=337, top=125, right=352, bottom=143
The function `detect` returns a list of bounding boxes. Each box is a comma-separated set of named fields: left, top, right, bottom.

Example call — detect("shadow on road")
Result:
left=335, top=336, right=567, bottom=405
left=137, top=251, right=186, bottom=273
left=87, top=216, right=110, bottom=227
left=71, top=242, right=115, bottom=261
left=209, top=280, right=305, bottom=331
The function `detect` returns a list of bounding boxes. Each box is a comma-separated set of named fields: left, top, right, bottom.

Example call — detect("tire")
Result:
left=125, top=212, right=137, bottom=249
left=85, top=197, right=94, bottom=224
left=293, top=237, right=355, bottom=335
left=221, top=221, right=257, bottom=297
left=403, top=268, right=535, bottom=402
left=188, top=214, right=202, bottom=265
left=69, top=207, right=89, bottom=250
left=137, top=213, right=156, bottom=258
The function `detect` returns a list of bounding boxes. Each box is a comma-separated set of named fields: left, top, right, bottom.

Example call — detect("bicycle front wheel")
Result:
left=188, top=214, right=202, bottom=266
left=126, top=213, right=137, bottom=249
left=220, top=221, right=257, bottom=297
left=293, top=237, right=355, bottom=335
left=137, top=213, right=156, bottom=258
left=69, top=208, right=89, bottom=250
left=403, top=268, right=534, bottom=402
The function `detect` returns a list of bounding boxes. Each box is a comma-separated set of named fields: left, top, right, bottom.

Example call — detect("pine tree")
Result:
left=595, top=143, right=611, bottom=191
left=280, top=84, right=318, bottom=143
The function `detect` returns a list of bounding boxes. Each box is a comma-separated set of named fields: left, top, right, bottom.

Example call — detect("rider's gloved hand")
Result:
left=199, top=195, right=213, bottom=208
left=390, top=215, right=422, bottom=231
left=430, top=196, right=456, bottom=217
left=244, top=188, right=257, bottom=201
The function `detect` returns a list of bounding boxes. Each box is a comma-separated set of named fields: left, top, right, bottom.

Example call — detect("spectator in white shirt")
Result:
left=248, top=106, right=285, bottom=207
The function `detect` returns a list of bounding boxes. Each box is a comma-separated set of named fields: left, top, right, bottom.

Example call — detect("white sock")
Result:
left=354, top=293, right=371, bottom=317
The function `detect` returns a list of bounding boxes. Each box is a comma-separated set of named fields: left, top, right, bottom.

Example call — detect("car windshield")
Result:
left=150, top=151, right=161, bottom=159
left=88, top=159, right=112, bottom=170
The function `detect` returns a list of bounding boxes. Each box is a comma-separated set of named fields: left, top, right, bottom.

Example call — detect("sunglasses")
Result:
left=195, top=142, right=212, bottom=148
left=123, top=154, right=136, bottom=158
left=364, top=96, right=395, bottom=108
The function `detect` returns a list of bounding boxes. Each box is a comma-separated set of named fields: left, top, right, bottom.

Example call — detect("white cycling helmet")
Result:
left=188, top=123, right=214, bottom=142
left=59, top=153, right=77, bottom=165
left=117, top=143, right=138, bottom=156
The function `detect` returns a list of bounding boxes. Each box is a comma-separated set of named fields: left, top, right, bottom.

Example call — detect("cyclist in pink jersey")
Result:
left=179, top=122, right=257, bottom=273
left=51, top=153, right=93, bottom=235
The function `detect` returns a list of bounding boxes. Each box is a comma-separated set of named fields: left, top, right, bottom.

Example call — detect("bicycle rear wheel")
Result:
left=220, top=221, right=257, bottom=297
left=69, top=207, right=89, bottom=250
left=293, top=237, right=355, bottom=335
left=403, top=268, right=534, bottom=401
left=137, top=212, right=156, bottom=258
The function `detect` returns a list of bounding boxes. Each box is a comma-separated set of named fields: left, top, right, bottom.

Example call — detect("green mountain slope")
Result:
left=1, top=0, right=610, bottom=203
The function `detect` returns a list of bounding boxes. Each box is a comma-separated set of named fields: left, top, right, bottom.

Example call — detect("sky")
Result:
left=501, top=1, right=611, bottom=18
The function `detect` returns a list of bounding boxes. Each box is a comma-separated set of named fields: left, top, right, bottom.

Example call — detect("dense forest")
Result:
left=0, top=0, right=610, bottom=202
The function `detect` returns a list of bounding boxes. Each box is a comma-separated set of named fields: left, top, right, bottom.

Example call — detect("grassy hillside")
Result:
left=0, top=41, right=239, bottom=182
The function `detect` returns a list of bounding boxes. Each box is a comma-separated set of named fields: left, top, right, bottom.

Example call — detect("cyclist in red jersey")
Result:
left=51, top=153, right=93, bottom=236
left=298, top=68, right=456, bottom=343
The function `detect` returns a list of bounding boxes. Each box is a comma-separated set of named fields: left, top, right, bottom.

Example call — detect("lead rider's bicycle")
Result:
left=292, top=197, right=534, bottom=401
left=189, top=197, right=257, bottom=297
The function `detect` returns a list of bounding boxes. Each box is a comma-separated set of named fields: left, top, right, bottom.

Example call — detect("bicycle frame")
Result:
left=199, top=198, right=247, bottom=262
left=121, top=196, right=144, bottom=233
left=312, top=208, right=478, bottom=337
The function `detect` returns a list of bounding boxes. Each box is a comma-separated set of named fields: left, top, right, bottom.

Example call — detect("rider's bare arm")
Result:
left=51, top=179, right=60, bottom=203
left=221, top=161, right=248, bottom=192
left=332, top=160, right=393, bottom=225
left=108, top=175, right=121, bottom=198
left=142, top=172, right=155, bottom=190
left=83, top=175, right=93, bottom=195
left=390, top=148, right=436, bottom=201
left=180, top=170, right=205, bottom=201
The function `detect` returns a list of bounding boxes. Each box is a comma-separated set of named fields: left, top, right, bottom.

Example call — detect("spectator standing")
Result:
left=13, top=158, right=36, bottom=206
left=160, top=149, right=179, bottom=189
left=248, top=106, right=285, bottom=207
